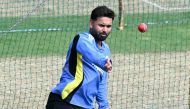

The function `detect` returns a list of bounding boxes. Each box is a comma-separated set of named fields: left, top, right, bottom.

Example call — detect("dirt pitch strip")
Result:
left=0, top=52, right=189, bottom=109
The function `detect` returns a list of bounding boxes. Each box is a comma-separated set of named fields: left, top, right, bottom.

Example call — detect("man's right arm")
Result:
left=76, top=34, right=109, bottom=70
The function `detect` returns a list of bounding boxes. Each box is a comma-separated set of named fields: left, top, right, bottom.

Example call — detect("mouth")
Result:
left=100, top=33, right=108, bottom=37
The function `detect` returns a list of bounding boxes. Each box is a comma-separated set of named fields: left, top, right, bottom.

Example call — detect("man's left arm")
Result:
left=96, top=73, right=110, bottom=109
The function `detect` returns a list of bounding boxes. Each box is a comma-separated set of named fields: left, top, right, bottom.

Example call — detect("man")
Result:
left=46, top=6, right=115, bottom=109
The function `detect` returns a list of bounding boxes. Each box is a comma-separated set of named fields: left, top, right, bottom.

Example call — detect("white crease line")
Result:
left=142, top=0, right=190, bottom=10
left=0, top=28, right=63, bottom=33
left=142, top=0, right=165, bottom=9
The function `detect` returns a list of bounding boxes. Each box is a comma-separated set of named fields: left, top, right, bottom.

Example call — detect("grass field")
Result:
left=1, top=12, right=190, bottom=57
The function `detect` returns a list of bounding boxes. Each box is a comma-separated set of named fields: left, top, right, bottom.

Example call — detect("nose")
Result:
left=102, top=26, right=108, bottom=32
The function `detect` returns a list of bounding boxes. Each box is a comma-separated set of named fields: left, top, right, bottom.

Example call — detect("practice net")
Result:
left=0, top=0, right=190, bottom=109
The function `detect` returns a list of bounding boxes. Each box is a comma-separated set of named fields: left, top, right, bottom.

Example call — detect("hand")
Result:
left=104, top=59, right=112, bottom=73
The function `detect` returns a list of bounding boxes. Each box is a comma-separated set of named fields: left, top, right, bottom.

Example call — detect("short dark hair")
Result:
left=90, top=6, right=115, bottom=21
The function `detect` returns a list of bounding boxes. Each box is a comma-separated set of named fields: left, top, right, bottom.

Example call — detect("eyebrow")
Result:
left=98, top=24, right=112, bottom=27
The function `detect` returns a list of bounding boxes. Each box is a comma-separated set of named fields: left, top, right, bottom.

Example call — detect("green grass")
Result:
left=108, top=24, right=190, bottom=54
left=0, top=12, right=190, bottom=57
left=0, top=31, right=76, bottom=57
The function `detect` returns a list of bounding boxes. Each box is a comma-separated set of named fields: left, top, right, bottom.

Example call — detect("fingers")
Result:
left=104, top=59, right=112, bottom=73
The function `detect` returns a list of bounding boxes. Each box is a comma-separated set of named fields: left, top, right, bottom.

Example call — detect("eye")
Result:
left=99, top=24, right=105, bottom=27
left=106, top=25, right=112, bottom=28
left=98, top=24, right=112, bottom=28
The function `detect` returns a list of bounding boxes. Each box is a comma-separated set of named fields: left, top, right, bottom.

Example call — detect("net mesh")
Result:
left=0, top=0, right=190, bottom=109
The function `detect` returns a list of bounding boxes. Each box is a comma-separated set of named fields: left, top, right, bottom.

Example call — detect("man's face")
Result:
left=90, top=17, right=113, bottom=41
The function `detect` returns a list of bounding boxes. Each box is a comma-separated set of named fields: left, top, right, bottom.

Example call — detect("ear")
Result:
left=90, top=20, right=93, bottom=28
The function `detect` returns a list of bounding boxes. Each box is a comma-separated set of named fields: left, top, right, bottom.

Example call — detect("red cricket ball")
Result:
left=138, top=23, right=148, bottom=33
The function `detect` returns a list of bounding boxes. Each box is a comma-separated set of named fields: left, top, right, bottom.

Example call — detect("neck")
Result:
left=97, top=41, right=102, bottom=47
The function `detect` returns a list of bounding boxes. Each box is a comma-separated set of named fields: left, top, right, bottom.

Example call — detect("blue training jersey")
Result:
left=51, top=32, right=111, bottom=109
